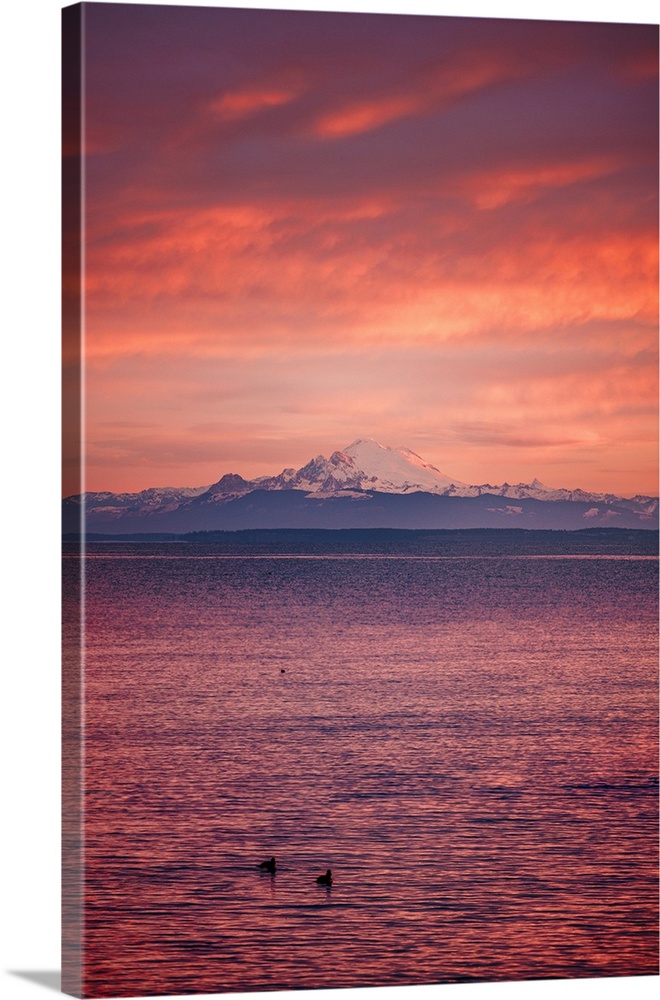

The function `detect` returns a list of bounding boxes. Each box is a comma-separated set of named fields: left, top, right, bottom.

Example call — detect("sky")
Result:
left=66, top=2, right=659, bottom=496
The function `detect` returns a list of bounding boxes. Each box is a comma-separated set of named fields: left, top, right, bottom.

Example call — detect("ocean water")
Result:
left=63, top=533, right=659, bottom=997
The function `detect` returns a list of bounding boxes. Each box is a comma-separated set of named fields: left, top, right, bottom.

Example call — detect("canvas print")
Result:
left=62, top=3, right=659, bottom=998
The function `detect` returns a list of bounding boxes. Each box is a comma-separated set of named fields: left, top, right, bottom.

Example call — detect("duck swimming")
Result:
left=316, top=869, right=332, bottom=885
left=258, top=857, right=276, bottom=873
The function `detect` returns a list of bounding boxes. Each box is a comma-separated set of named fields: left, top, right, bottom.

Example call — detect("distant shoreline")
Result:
left=62, top=526, right=659, bottom=557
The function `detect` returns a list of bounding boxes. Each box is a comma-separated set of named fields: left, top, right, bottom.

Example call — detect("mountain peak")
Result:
left=341, top=438, right=462, bottom=492
left=344, top=437, right=381, bottom=452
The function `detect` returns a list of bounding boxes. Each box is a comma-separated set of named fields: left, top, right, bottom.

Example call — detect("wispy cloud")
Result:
left=211, top=84, right=303, bottom=121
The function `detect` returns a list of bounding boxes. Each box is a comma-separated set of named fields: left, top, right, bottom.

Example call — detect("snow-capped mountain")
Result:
left=63, top=438, right=658, bottom=534
left=247, top=438, right=465, bottom=496
left=198, top=438, right=656, bottom=511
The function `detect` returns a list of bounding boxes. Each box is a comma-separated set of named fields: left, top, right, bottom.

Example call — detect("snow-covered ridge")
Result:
left=70, top=438, right=658, bottom=521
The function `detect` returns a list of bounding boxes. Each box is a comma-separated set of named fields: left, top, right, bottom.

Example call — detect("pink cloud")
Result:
left=310, top=41, right=574, bottom=139
left=211, top=85, right=302, bottom=120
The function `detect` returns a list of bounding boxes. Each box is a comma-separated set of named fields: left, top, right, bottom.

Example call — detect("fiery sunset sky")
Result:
left=73, top=3, right=659, bottom=496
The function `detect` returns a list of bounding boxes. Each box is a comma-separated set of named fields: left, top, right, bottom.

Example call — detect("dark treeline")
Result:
left=63, top=527, right=659, bottom=557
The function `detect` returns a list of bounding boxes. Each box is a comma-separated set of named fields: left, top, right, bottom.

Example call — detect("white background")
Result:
left=1, top=2, right=657, bottom=1000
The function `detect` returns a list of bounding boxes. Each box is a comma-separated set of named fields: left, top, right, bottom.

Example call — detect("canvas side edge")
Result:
left=62, top=4, right=84, bottom=997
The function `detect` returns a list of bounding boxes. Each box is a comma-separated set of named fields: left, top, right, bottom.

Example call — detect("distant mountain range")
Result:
left=63, top=438, right=659, bottom=534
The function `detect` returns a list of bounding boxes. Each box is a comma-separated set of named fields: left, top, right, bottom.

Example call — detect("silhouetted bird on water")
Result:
left=258, top=857, right=276, bottom=873
left=316, top=869, right=332, bottom=885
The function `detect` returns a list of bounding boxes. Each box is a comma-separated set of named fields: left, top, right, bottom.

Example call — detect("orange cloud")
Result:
left=210, top=85, right=301, bottom=120
left=314, top=94, right=419, bottom=138
left=459, top=155, right=631, bottom=210
left=81, top=183, right=658, bottom=368
left=311, top=46, right=541, bottom=138
left=475, top=361, right=658, bottom=422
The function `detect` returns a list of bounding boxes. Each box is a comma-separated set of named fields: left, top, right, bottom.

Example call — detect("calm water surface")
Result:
left=64, top=537, right=659, bottom=996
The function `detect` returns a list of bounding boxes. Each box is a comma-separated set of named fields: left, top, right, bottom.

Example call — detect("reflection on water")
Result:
left=63, top=540, right=659, bottom=997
